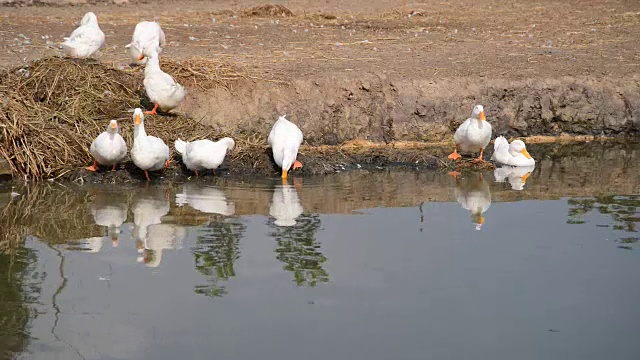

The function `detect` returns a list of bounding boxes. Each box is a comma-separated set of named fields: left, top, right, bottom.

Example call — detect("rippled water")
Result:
left=1, top=143, right=639, bottom=360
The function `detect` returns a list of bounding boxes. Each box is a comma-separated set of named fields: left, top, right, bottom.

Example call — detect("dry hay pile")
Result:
left=242, top=4, right=294, bottom=17
left=0, top=57, right=247, bottom=180
left=159, top=57, right=252, bottom=91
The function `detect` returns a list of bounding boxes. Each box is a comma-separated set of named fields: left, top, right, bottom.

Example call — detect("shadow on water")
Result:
left=0, top=141, right=638, bottom=359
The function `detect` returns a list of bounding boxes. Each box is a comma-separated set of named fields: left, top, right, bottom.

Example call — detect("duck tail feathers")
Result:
left=494, top=136, right=509, bottom=151
left=174, top=139, right=186, bottom=155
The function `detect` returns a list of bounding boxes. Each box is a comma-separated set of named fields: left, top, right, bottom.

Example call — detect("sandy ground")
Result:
left=1, top=0, right=639, bottom=81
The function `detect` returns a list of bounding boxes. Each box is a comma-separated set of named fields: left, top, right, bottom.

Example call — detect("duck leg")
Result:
left=473, top=148, right=486, bottom=163
left=144, top=103, right=159, bottom=115
left=447, top=144, right=462, bottom=161
left=144, top=170, right=150, bottom=181
left=212, top=169, right=217, bottom=176
left=164, top=159, right=171, bottom=168
left=111, top=164, right=117, bottom=172
left=86, top=161, right=98, bottom=172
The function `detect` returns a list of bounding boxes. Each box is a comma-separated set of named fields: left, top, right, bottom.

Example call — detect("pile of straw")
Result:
left=0, top=57, right=248, bottom=180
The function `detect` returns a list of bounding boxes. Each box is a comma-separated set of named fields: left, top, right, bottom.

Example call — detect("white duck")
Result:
left=143, top=49, right=187, bottom=115
left=131, top=185, right=170, bottom=242
left=125, top=21, right=166, bottom=65
left=494, top=164, right=535, bottom=191
left=175, top=183, right=235, bottom=216
left=139, top=223, right=186, bottom=268
left=86, top=119, right=127, bottom=172
left=491, top=136, right=535, bottom=167
left=174, top=137, right=235, bottom=177
left=130, top=108, right=170, bottom=181
left=61, top=12, right=105, bottom=59
left=448, top=104, right=492, bottom=162
left=453, top=173, right=492, bottom=230
left=269, top=183, right=304, bottom=227
left=268, top=115, right=303, bottom=180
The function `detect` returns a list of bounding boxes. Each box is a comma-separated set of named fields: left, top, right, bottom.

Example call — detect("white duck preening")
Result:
left=494, top=164, right=535, bottom=191
left=142, top=49, right=187, bottom=115
left=448, top=104, right=492, bottom=162
left=174, top=137, right=235, bottom=177
left=269, top=183, right=304, bottom=227
left=86, top=120, right=127, bottom=172
left=452, top=172, right=492, bottom=230
left=268, top=115, right=303, bottom=181
left=125, top=21, right=166, bottom=65
left=61, top=12, right=105, bottom=59
left=175, top=183, right=235, bottom=216
left=491, top=136, right=535, bottom=167
left=130, top=108, right=170, bottom=181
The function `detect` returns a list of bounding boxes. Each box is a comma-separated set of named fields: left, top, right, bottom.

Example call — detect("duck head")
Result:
left=81, top=12, right=98, bottom=26
left=509, top=139, right=532, bottom=159
left=220, top=137, right=235, bottom=153
left=471, top=104, right=486, bottom=121
left=106, top=119, right=119, bottom=134
left=133, top=108, right=144, bottom=126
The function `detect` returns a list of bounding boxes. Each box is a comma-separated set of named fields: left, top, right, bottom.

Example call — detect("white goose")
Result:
left=125, top=21, right=166, bottom=65
left=143, top=49, right=187, bottom=115
left=175, top=183, right=236, bottom=216
left=268, top=115, right=303, bottom=180
left=269, top=183, right=304, bottom=227
left=61, top=12, right=105, bottom=59
left=174, top=137, right=235, bottom=177
left=491, top=136, right=535, bottom=167
left=453, top=173, right=492, bottom=230
left=86, top=119, right=127, bottom=172
left=448, top=104, right=492, bottom=162
left=130, top=108, right=170, bottom=181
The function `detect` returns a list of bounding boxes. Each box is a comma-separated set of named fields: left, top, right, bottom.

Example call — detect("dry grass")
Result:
left=159, top=57, right=253, bottom=91
left=242, top=4, right=294, bottom=17
left=0, top=56, right=256, bottom=180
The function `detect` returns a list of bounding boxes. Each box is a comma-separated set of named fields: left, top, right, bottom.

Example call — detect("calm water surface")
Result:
left=1, top=143, right=639, bottom=360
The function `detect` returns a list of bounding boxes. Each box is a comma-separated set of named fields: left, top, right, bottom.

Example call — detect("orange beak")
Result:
left=520, top=148, right=531, bottom=159
left=521, top=172, right=531, bottom=182
left=479, top=111, right=486, bottom=121
left=138, top=55, right=145, bottom=61
left=110, top=122, right=117, bottom=130
left=135, top=114, right=141, bottom=125
left=477, top=215, right=485, bottom=225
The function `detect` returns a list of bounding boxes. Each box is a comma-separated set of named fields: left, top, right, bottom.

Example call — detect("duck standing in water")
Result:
left=130, top=108, right=170, bottom=181
left=174, top=137, right=235, bottom=177
left=86, top=120, right=127, bottom=172
left=61, top=12, right=105, bottom=59
left=142, top=49, right=187, bottom=115
left=125, top=21, right=166, bottom=65
left=448, top=105, right=492, bottom=162
left=268, top=115, right=303, bottom=181
left=491, top=136, right=535, bottom=167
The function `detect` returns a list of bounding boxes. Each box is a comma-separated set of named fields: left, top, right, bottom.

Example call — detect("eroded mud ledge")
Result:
left=185, top=74, right=640, bottom=144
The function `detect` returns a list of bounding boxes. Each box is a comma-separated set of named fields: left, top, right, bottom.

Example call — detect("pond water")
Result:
left=0, top=143, right=639, bottom=360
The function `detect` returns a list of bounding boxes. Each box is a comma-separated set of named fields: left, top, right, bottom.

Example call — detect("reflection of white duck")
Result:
left=453, top=173, right=492, bottom=230
left=125, top=21, right=166, bottom=65
left=175, top=183, right=235, bottom=216
left=90, top=191, right=128, bottom=246
left=491, top=136, right=535, bottom=166
left=494, top=165, right=535, bottom=191
left=269, top=184, right=304, bottom=227
left=61, top=12, right=105, bottom=59
left=139, top=223, right=186, bottom=268
left=131, top=186, right=170, bottom=242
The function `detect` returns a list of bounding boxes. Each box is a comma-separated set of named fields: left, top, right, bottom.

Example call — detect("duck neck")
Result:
left=134, top=123, right=146, bottom=139
left=145, top=55, right=161, bottom=75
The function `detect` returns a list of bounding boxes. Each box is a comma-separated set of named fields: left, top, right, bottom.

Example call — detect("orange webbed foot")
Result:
left=144, top=103, right=159, bottom=115
left=447, top=151, right=462, bottom=161
left=164, top=159, right=171, bottom=168
left=292, top=160, right=302, bottom=170
left=85, top=161, right=98, bottom=172
left=448, top=171, right=461, bottom=180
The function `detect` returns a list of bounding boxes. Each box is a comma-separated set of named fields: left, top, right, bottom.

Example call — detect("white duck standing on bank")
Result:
left=86, top=120, right=127, bottom=172
left=175, top=183, right=235, bottom=216
left=269, top=183, right=304, bottom=227
left=61, top=12, right=105, bottom=59
left=268, top=115, right=303, bottom=181
left=125, top=21, right=166, bottom=65
left=448, top=105, right=492, bottom=162
left=130, top=108, right=170, bottom=181
left=174, top=137, right=235, bottom=177
left=452, top=173, right=492, bottom=230
left=143, top=49, right=187, bottom=115
left=494, top=164, right=535, bottom=191
left=491, top=136, right=535, bottom=167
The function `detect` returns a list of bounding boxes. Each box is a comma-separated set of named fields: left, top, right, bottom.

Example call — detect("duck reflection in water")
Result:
left=269, top=180, right=304, bottom=227
left=89, top=188, right=128, bottom=247
left=494, top=165, right=535, bottom=191
left=450, top=172, right=492, bottom=230
left=132, top=186, right=185, bottom=267
left=175, top=182, right=235, bottom=216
